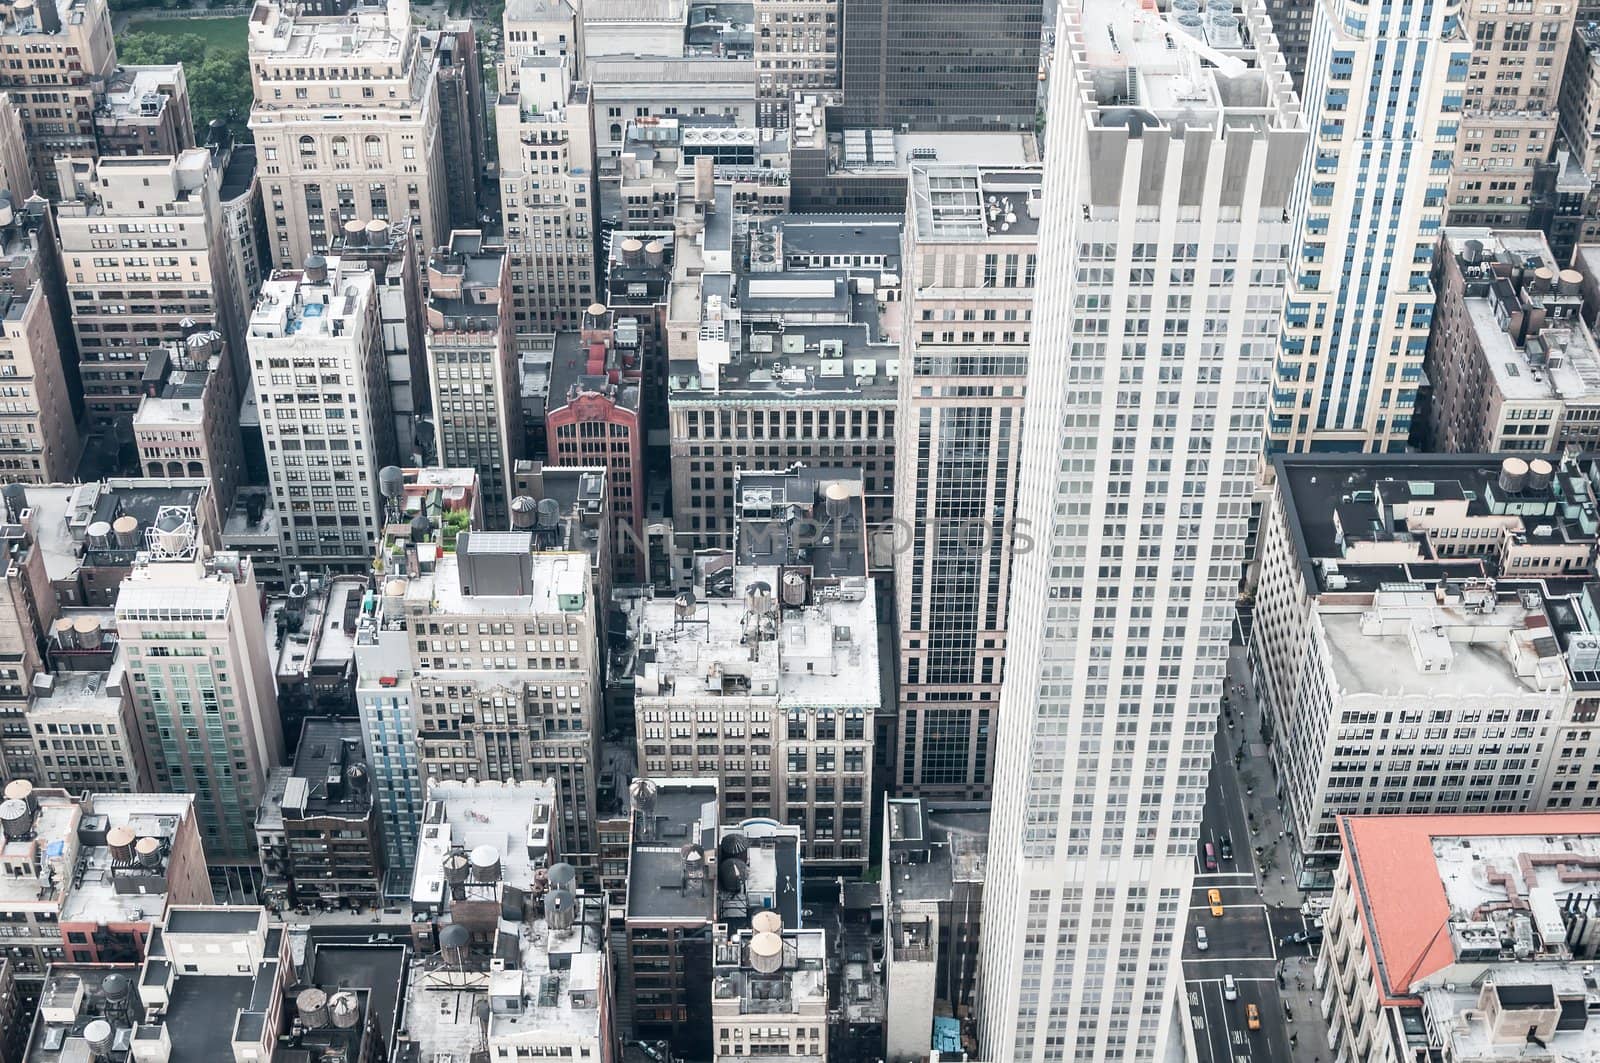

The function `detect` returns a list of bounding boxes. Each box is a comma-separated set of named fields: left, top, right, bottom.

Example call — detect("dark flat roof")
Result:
left=164, top=908, right=262, bottom=935
left=167, top=974, right=254, bottom=1062
left=626, top=783, right=719, bottom=923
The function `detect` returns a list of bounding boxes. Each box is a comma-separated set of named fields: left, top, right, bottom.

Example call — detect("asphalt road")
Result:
left=1183, top=719, right=1318, bottom=1063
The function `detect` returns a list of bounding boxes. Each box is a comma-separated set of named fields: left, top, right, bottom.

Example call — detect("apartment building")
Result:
left=977, top=2, right=1304, bottom=1059
left=511, top=462, right=614, bottom=652
left=503, top=0, right=578, bottom=72
left=132, top=331, right=245, bottom=511
left=635, top=569, right=877, bottom=873
left=397, top=779, right=614, bottom=1062
left=56, top=151, right=248, bottom=441
left=403, top=533, right=602, bottom=874
left=1561, top=22, right=1600, bottom=247
left=665, top=207, right=900, bottom=568
left=0, top=784, right=211, bottom=980
left=1322, top=814, right=1600, bottom=1063
left=710, top=918, right=828, bottom=1063
left=1446, top=0, right=1576, bottom=231
left=329, top=217, right=429, bottom=463
left=93, top=65, right=193, bottom=160
left=753, top=0, right=838, bottom=127
left=893, top=163, right=1037, bottom=799
left=248, top=0, right=447, bottom=268
left=1274, top=0, right=1468, bottom=452
left=0, top=196, right=82, bottom=483
left=426, top=232, right=519, bottom=525
left=25, top=661, right=148, bottom=793
left=256, top=717, right=384, bottom=911
left=495, top=55, right=597, bottom=334
left=269, top=575, right=363, bottom=748
left=248, top=256, right=398, bottom=575
left=115, top=540, right=284, bottom=861
left=0, top=94, right=31, bottom=201
left=620, top=776, right=719, bottom=1056
left=0, top=0, right=116, bottom=198
left=1250, top=452, right=1600, bottom=887
left=1425, top=229, right=1600, bottom=454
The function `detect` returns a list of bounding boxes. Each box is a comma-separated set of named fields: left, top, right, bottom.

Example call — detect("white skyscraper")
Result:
left=976, top=3, right=1305, bottom=1061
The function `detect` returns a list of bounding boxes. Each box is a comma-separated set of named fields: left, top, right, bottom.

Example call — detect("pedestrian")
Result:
left=1280, top=874, right=1286, bottom=885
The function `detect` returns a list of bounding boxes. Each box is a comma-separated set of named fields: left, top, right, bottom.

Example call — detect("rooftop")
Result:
left=283, top=718, right=373, bottom=820
left=132, top=343, right=222, bottom=428
left=1319, top=586, right=1568, bottom=698
left=823, top=128, right=1041, bottom=175
left=734, top=467, right=868, bottom=578
left=411, top=548, right=589, bottom=616
left=19, top=480, right=209, bottom=584
left=1442, top=228, right=1600, bottom=405
left=625, top=778, right=719, bottom=922
left=910, top=165, right=1044, bottom=243
left=755, top=213, right=904, bottom=268
left=249, top=259, right=375, bottom=342
left=249, top=0, right=416, bottom=65
left=711, top=926, right=826, bottom=1016
left=55, top=792, right=199, bottom=925
left=97, top=65, right=182, bottom=121
left=1074, top=0, right=1299, bottom=125
left=715, top=819, right=801, bottom=929
left=1271, top=453, right=1600, bottom=595
left=1341, top=813, right=1600, bottom=1006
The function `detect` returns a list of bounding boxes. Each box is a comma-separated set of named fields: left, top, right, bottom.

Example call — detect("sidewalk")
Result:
left=1279, top=952, right=1335, bottom=1063
left=1225, top=645, right=1302, bottom=910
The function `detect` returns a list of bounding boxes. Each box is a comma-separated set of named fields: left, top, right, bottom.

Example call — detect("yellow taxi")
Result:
left=1246, top=1003, right=1261, bottom=1030
left=1208, top=888, right=1224, bottom=917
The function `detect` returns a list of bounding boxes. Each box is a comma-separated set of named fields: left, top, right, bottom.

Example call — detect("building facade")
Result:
left=840, top=0, right=1040, bottom=132
left=426, top=232, right=519, bottom=526
left=248, top=256, right=398, bottom=575
left=1272, top=0, right=1470, bottom=452
left=893, top=164, right=1037, bottom=799
left=115, top=543, right=284, bottom=861
left=248, top=0, right=447, bottom=269
left=0, top=198, right=81, bottom=483
left=495, top=55, right=598, bottom=334
left=976, top=3, right=1304, bottom=1059
left=57, top=151, right=247, bottom=443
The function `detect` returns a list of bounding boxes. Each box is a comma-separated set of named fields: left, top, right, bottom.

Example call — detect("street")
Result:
left=1179, top=648, right=1332, bottom=1063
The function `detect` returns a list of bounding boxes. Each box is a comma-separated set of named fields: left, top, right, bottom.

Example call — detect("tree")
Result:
left=112, top=30, right=253, bottom=142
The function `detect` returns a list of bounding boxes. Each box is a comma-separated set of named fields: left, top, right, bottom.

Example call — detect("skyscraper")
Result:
left=894, top=163, right=1039, bottom=799
left=975, top=3, right=1304, bottom=1060
left=841, top=0, right=1041, bottom=132
left=1270, top=0, right=1470, bottom=452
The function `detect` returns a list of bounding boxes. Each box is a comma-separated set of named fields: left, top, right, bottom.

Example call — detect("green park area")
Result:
left=117, top=17, right=252, bottom=140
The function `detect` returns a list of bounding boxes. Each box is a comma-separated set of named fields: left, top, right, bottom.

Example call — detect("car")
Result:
left=1203, top=842, right=1217, bottom=872
left=1246, top=1003, right=1261, bottom=1030
left=1223, top=974, right=1238, bottom=1001
left=1280, top=929, right=1324, bottom=947
left=1219, top=834, right=1234, bottom=860
left=1195, top=926, right=1208, bottom=951
left=1208, top=888, right=1224, bottom=917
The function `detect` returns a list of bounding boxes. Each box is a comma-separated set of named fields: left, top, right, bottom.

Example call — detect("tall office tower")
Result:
left=248, top=0, right=447, bottom=269
left=0, top=0, right=115, bottom=198
left=435, top=23, right=487, bottom=233
left=405, top=534, right=602, bottom=876
left=754, top=0, right=839, bottom=127
left=116, top=536, right=284, bottom=861
left=0, top=196, right=83, bottom=483
left=248, top=256, right=398, bottom=576
left=1272, top=0, right=1469, bottom=453
left=1263, top=0, right=1314, bottom=90
left=56, top=151, right=249, bottom=445
left=976, top=4, right=1304, bottom=1060
left=495, top=55, right=598, bottom=334
left=330, top=217, right=429, bottom=463
left=1446, top=0, right=1576, bottom=231
left=426, top=232, right=519, bottom=526
left=894, top=163, right=1038, bottom=800
left=840, top=0, right=1041, bottom=132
